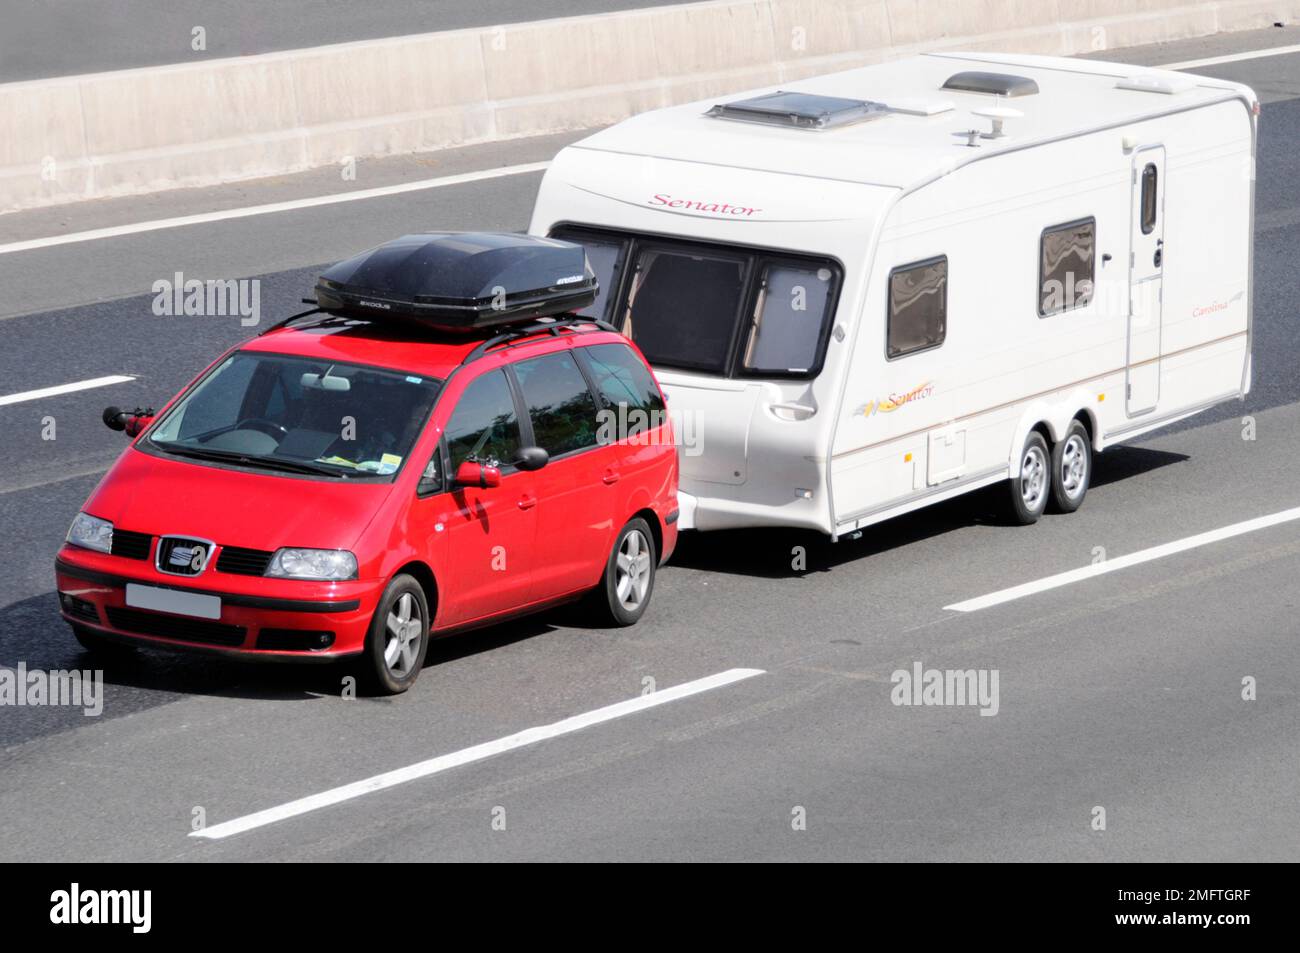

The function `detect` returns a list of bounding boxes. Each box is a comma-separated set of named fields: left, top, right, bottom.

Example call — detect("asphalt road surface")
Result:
left=1, top=30, right=1298, bottom=861
left=0, top=0, right=695, bottom=82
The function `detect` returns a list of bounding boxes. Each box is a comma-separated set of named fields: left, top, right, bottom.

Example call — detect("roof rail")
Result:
left=257, top=302, right=327, bottom=336
left=463, top=315, right=619, bottom=365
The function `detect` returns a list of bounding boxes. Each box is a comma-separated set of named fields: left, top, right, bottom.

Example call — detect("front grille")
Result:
left=156, top=537, right=212, bottom=576
left=105, top=607, right=246, bottom=648
left=257, top=629, right=336, bottom=652
left=216, top=546, right=274, bottom=576
left=60, top=593, right=101, bottom=623
left=110, top=530, right=152, bottom=560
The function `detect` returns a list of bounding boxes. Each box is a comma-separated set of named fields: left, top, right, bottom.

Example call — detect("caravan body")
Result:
left=529, top=52, right=1257, bottom=537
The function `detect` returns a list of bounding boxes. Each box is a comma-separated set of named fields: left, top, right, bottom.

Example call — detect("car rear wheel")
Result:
left=359, top=574, right=430, bottom=695
left=1050, top=420, right=1092, bottom=514
left=1008, top=432, right=1051, bottom=525
left=591, top=518, right=657, bottom=627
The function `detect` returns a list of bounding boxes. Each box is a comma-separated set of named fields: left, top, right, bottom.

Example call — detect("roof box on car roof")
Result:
left=313, top=232, right=598, bottom=330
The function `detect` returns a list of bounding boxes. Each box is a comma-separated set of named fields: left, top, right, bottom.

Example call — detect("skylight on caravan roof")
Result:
left=707, top=91, right=890, bottom=130
left=941, top=71, right=1039, bottom=97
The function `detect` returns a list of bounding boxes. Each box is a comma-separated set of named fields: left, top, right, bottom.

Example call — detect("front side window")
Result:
left=1039, top=218, right=1095, bottom=317
left=887, top=256, right=947, bottom=359
left=742, top=263, right=835, bottom=374
left=444, top=370, right=522, bottom=471
left=512, top=351, right=600, bottom=456
left=148, top=352, right=440, bottom=479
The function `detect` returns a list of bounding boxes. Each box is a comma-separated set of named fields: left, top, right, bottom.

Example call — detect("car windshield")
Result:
left=148, top=351, right=442, bottom=480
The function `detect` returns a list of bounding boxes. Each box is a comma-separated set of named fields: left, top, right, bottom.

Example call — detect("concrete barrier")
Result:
left=2, top=0, right=1295, bottom=212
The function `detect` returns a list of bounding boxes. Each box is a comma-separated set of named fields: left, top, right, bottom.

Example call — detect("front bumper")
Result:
left=55, top=546, right=378, bottom=660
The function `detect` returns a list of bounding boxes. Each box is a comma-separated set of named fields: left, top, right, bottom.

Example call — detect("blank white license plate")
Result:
left=125, top=583, right=221, bottom=620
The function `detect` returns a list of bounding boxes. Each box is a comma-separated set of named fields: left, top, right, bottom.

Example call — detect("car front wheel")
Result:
left=359, top=574, right=430, bottom=695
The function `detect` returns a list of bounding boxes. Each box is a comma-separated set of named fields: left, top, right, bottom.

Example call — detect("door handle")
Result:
left=517, top=494, right=537, bottom=510
left=1153, top=239, right=1163, bottom=268
left=602, top=468, right=620, bottom=485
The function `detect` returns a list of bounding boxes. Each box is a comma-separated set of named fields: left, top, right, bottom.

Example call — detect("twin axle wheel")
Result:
left=1008, top=421, right=1092, bottom=525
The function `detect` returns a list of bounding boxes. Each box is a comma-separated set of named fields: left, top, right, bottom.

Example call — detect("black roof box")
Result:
left=314, top=232, right=598, bottom=330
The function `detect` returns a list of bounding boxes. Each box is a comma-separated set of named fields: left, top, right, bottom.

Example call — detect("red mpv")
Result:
left=56, top=316, right=678, bottom=693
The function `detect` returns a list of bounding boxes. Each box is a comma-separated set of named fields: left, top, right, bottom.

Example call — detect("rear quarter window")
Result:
left=579, top=342, right=667, bottom=443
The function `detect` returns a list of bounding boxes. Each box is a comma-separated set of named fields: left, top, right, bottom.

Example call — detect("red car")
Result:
left=56, top=234, right=678, bottom=693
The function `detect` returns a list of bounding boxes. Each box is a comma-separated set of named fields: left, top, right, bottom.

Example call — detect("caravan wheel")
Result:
left=1008, top=432, right=1051, bottom=525
left=1049, top=421, right=1092, bottom=514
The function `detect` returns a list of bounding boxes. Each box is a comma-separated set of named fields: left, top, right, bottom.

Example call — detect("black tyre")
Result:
left=591, top=518, right=657, bottom=627
left=1008, top=431, right=1051, bottom=525
left=71, top=623, right=136, bottom=658
left=358, top=574, right=430, bottom=695
left=1049, top=420, right=1092, bottom=514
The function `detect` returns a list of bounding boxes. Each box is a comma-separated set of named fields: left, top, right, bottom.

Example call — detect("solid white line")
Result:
left=0, top=375, right=135, bottom=408
left=191, top=667, right=765, bottom=840
left=1161, top=43, right=1300, bottom=71
left=0, top=162, right=550, bottom=257
left=945, top=505, right=1300, bottom=613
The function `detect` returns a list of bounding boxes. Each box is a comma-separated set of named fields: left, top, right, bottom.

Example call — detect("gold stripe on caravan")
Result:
left=832, top=331, right=1246, bottom=460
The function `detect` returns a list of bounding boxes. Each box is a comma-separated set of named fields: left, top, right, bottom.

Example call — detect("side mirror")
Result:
left=453, top=460, right=501, bottom=489
left=514, top=446, right=549, bottom=472
left=103, top=406, right=128, bottom=431
left=103, top=406, right=154, bottom=436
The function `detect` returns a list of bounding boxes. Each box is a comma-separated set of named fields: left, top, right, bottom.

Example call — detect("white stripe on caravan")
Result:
left=1161, top=43, right=1300, bottom=71
left=0, top=375, right=135, bottom=408
left=0, top=162, right=550, bottom=257
left=945, top=505, right=1300, bottom=612
left=191, top=667, right=766, bottom=840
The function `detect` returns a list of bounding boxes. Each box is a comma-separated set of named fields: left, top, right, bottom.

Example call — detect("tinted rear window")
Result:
left=512, top=351, right=600, bottom=457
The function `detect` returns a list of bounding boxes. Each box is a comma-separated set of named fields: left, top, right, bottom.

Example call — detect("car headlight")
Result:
left=66, top=512, right=114, bottom=554
left=265, top=548, right=358, bottom=580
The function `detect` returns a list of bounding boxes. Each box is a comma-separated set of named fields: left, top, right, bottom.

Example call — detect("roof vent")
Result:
left=1116, top=73, right=1195, bottom=95
left=942, top=71, right=1039, bottom=97
left=707, top=91, right=889, bottom=130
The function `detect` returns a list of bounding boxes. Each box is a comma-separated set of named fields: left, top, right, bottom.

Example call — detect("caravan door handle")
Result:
left=1153, top=239, right=1164, bottom=268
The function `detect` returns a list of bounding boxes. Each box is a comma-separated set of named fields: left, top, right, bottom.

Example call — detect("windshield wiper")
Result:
left=153, top=444, right=352, bottom=478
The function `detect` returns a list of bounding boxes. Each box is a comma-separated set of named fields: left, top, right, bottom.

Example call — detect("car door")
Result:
left=421, top=367, right=536, bottom=627
left=508, top=349, right=612, bottom=599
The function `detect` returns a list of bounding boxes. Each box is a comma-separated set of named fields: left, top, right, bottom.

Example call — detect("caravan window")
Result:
left=555, top=232, right=627, bottom=323
left=886, top=256, right=947, bottom=359
left=1039, top=218, right=1095, bottom=317
left=1140, top=164, right=1158, bottom=234
left=741, top=263, right=836, bottom=374
left=622, top=245, right=749, bottom=374
left=549, top=225, right=840, bottom=379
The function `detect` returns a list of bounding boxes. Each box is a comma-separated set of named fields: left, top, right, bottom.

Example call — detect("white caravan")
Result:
left=529, top=52, right=1257, bottom=536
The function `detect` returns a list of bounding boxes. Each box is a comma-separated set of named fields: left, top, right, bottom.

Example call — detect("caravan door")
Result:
left=1126, top=145, right=1165, bottom=416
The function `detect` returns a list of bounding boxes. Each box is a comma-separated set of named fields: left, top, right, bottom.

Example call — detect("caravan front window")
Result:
left=623, top=246, right=748, bottom=373
left=742, top=263, right=834, bottom=374
left=550, top=225, right=841, bottom=380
